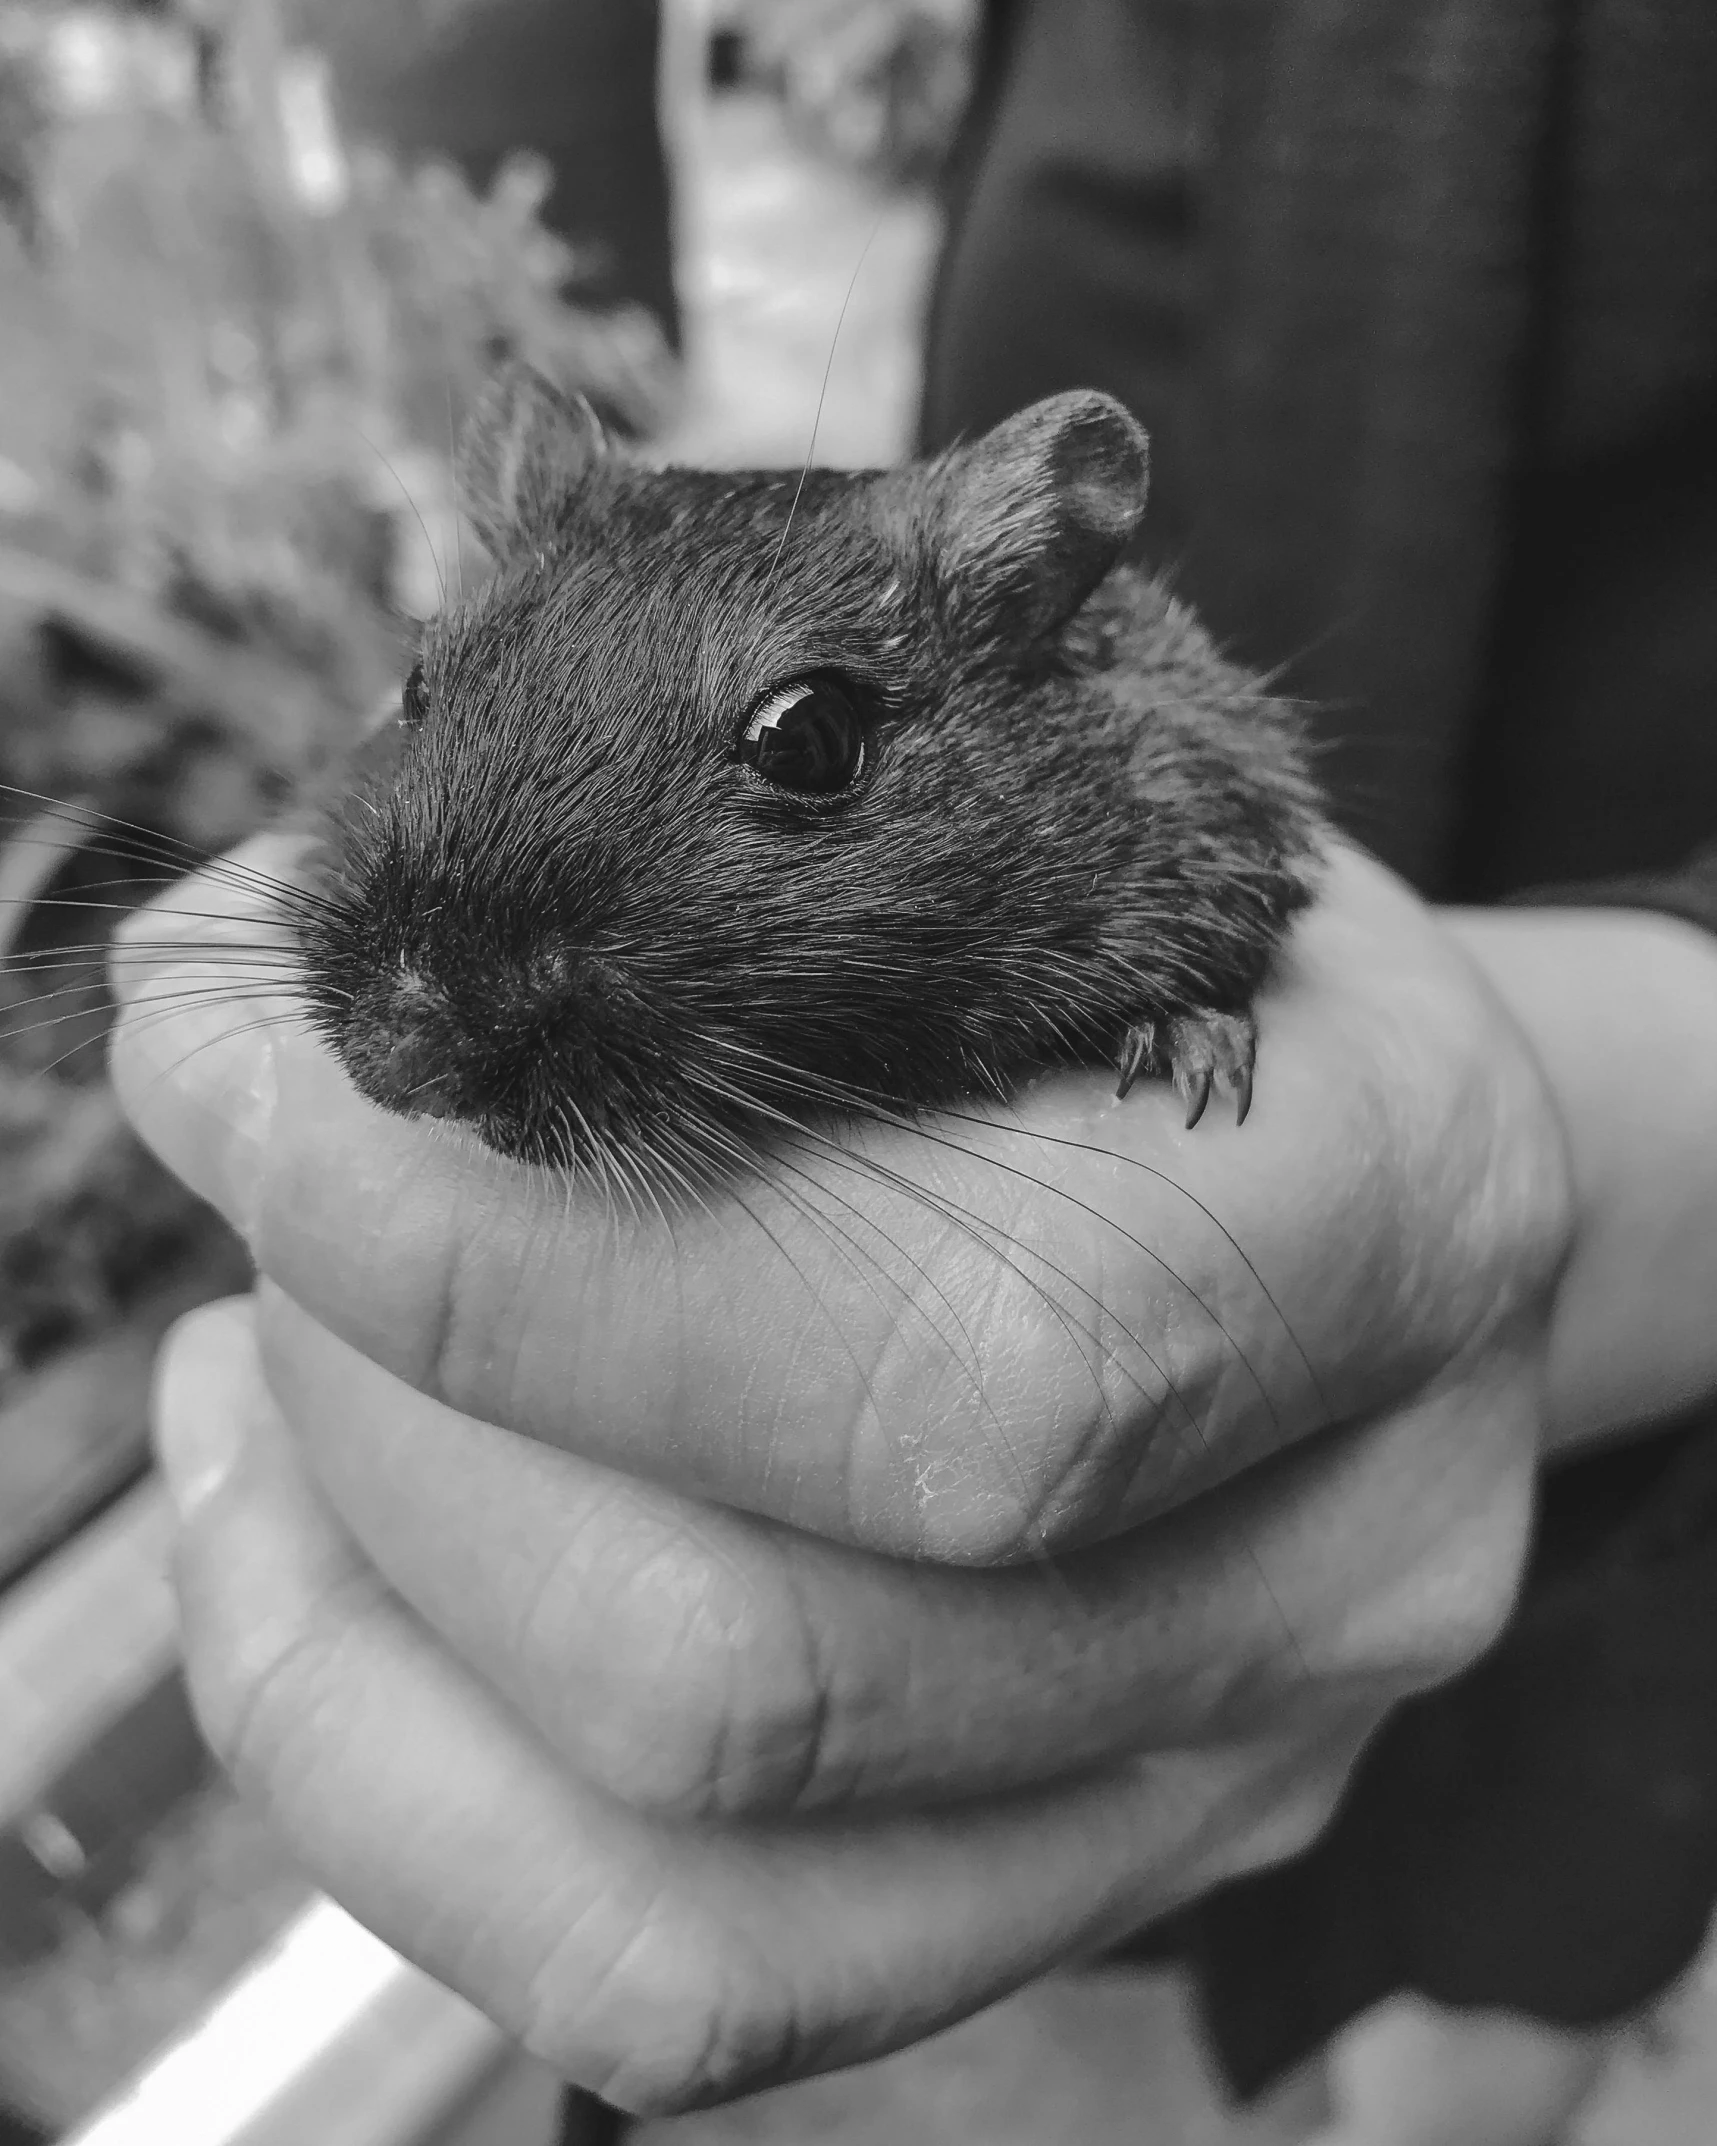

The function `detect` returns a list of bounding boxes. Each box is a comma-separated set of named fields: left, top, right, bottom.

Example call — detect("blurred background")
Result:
left=0, top=4, right=1711, bottom=2144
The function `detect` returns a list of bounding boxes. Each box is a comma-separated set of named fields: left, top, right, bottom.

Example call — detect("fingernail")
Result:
left=152, top=1299, right=260, bottom=1520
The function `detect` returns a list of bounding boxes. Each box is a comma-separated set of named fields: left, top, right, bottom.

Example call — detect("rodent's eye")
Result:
left=737, top=677, right=866, bottom=794
left=400, top=662, right=430, bottom=729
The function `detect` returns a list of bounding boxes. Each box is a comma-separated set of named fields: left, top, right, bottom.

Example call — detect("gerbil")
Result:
left=294, top=370, right=1325, bottom=1185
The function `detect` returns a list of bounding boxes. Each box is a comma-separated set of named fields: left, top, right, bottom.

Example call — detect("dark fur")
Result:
left=295, top=380, right=1324, bottom=1182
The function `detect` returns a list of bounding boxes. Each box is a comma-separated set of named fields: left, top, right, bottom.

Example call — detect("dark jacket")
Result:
left=920, top=0, right=1717, bottom=2093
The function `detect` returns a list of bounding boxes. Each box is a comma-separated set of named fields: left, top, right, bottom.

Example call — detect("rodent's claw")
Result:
left=1118, top=1011, right=1257, bottom=1123
left=1161, top=1008, right=1259, bottom=1129
left=1115, top=1021, right=1154, bottom=1100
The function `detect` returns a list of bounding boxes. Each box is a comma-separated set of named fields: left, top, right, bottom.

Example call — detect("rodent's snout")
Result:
left=308, top=910, right=659, bottom=1168
left=358, top=989, right=472, bottom=1123
left=335, top=962, right=500, bottom=1128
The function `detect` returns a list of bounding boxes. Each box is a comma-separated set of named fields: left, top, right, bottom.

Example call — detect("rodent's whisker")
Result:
left=765, top=1146, right=996, bottom=1418
left=344, top=415, right=447, bottom=613
left=781, top=1119, right=1186, bottom=1487
left=446, top=380, right=467, bottom=605
left=0, top=964, right=295, bottom=1022
left=768, top=1144, right=1126, bottom=1561
left=685, top=1033, right=1303, bottom=1494
left=115, top=1006, right=312, bottom=1101
left=679, top=1120, right=1056, bottom=1558
left=10, top=995, right=300, bottom=1085
left=940, top=1109, right=1331, bottom=1423
left=685, top=1051, right=1173, bottom=1500
left=879, top=1111, right=1287, bottom=1439
left=694, top=1026, right=1307, bottom=1441
left=723, top=1175, right=902, bottom=1462
left=8, top=895, right=303, bottom=938
left=763, top=213, right=885, bottom=589
left=783, top=1115, right=1310, bottom=1661
left=0, top=784, right=335, bottom=907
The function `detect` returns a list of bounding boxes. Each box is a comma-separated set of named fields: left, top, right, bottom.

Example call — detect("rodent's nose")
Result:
left=367, top=1013, right=473, bottom=1123
left=400, top=1066, right=468, bottom=1121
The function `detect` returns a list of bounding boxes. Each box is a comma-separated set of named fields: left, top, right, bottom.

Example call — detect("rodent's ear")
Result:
left=918, top=391, right=1150, bottom=643
left=458, top=364, right=608, bottom=558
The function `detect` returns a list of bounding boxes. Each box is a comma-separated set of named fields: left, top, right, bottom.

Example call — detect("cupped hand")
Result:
left=116, top=838, right=1571, bottom=2112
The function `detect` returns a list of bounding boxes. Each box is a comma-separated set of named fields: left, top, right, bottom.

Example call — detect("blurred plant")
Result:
left=738, top=0, right=977, bottom=190
left=0, top=0, right=673, bottom=1435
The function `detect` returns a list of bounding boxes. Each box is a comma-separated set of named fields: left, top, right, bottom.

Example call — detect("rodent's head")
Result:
left=297, top=370, right=1157, bottom=1181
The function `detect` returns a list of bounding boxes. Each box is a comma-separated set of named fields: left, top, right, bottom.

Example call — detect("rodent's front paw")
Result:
left=1117, top=1009, right=1257, bottom=1126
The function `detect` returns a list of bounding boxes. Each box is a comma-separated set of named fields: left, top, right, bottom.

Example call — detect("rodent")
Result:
left=293, top=369, right=1326, bottom=1184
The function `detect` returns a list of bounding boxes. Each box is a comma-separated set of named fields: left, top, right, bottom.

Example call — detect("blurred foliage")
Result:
left=738, top=0, right=976, bottom=189
left=0, top=0, right=673, bottom=1418
left=0, top=4, right=670, bottom=837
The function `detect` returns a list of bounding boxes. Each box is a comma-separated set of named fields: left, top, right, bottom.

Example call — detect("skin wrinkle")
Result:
left=438, top=1186, right=605, bottom=1456
left=1034, top=1227, right=1209, bottom=1545
left=839, top=1162, right=1012, bottom=1441
left=1036, top=1168, right=1261, bottom=1544
left=497, top=1479, right=728, bottom=1807
left=752, top=1233, right=845, bottom=1518
left=803, top=1157, right=1006, bottom=1469
left=170, top=1270, right=1553, bottom=2094
left=838, top=1285, right=917, bottom=1555
left=884, top=1214, right=1032, bottom=1557
left=531, top=1822, right=799, bottom=2116
left=965, top=1176, right=1127, bottom=1543
left=315, top=1218, right=1519, bottom=1802
left=267, top=1279, right=1525, bottom=1804
left=190, top=1551, right=389, bottom=1838
left=823, top=1561, right=944, bottom=1809
left=625, top=1519, right=822, bottom=1819
left=925, top=1101, right=1306, bottom=1535
left=267, top=1299, right=832, bottom=1822
left=214, top=1431, right=736, bottom=2095
left=732, top=1546, right=839, bottom=1817
left=522, top=1866, right=719, bottom=2112
left=183, top=1488, right=650, bottom=2047
left=617, top=1570, right=743, bottom=1815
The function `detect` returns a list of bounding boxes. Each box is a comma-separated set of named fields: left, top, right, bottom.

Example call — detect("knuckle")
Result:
left=1247, top=1754, right=1350, bottom=1866
left=1200, top=1713, right=1376, bottom=1888
left=182, top=1608, right=335, bottom=1804
left=525, top=1908, right=801, bottom=2117
left=1396, top=1465, right=1535, bottom=1692
left=1314, top=1406, right=1538, bottom=1709
left=175, top=1548, right=379, bottom=1807
left=529, top=1534, right=837, bottom=1822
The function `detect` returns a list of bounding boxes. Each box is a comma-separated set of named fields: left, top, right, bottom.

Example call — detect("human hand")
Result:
left=117, top=838, right=1570, bottom=2112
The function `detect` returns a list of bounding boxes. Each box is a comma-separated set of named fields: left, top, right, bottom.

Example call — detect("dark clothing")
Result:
left=923, top=0, right=1717, bottom=2099
left=923, top=0, right=1717, bottom=902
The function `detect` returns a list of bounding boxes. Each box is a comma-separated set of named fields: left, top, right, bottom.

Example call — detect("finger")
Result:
left=150, top=1297, right=1355, bottom=2114
left=257, top=1284, right=1538, bottom=1822
left=114, top=840, right=1545, bottom=1556
left=113, top=845, right=1317, bottom=1557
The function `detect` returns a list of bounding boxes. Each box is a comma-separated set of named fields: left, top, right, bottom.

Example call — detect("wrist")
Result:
left=1444, top=904, right=1717, bottom=1456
